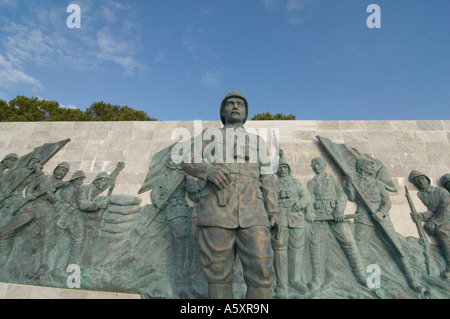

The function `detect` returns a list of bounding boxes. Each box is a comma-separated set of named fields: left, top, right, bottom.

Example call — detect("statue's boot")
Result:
left=399, top=256, right=428, bottom=295
left=288, top=249, right=308, bottom=293
left=436, top=235, right=450, bottom=279
left=246, top=287, right=272, bottom=299
left=342, top=242, right=367, bottom=286
left=307, top=235, right=324, bottom=293
left=173, top=239, right=187, bottom=286
left=274, top=250, right=288, bottom=297
left=209, top=283, right=234, bottom=299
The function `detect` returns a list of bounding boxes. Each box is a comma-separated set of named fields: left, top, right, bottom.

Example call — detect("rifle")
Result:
left=10, top=180, right=71, bottom=215
left=313, top=214, right=358, bottom=222
left=0, top=138, right=71, bottom=205
left=405, top=186, right=433, bottom=275
left=145, top=174, right=185, bottom=228
left=317, top=135, right=404, bottom=258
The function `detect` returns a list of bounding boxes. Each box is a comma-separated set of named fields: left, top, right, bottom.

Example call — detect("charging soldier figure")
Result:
left=77, top=162, right=124, bottom=266
left=151, top=158, right=191, bottom=289
left=272, top=152, right=311, bottom=297
left=54, top=170, right=87, bottom=269
left=0, top=162, right=70, bottom=278
left=307, top=157, right=366, bottom=292
left=181, top=91, right=280, bottom=299
left=345, top=158, right=427, bottom=294
left=410, top=170, right=450, bottom=279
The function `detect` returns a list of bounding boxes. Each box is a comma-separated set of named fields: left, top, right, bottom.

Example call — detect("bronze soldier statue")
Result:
left=77, top=162, right=124, bottom=266
left=410, top=170, right=450, bottom=279
left=181, top=91, right=280, bottom=299
left=0, top=161, right=70, bottom=278
left=0, top=153, right=18, bottom=179
left=272, top=151, right=311, bottom=297
left=307, top=157, right=366, bottom=292
left=345, top=158, right=427, bottom=294
left=151, top=158, right=191, bottom=289
left=54, top=170, right=87, bottom=270
left=440, top=174, right=450, bottom=194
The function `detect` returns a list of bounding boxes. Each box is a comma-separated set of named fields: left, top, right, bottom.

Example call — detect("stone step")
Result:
left=0, top=282, right=141, bottom=299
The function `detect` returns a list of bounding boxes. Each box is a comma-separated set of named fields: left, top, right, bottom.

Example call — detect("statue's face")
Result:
left=359, top=161, right=375, bottom=176
left=27, top=158, right=40, bottom=169
left=413, top=176, right=430, bottom=190
left=222, top=97, right=246, bottom=125
left=311, top=159, right=326, bottom=174
left=278, top=165, right=289, bottom=177
left=94, top=178, right=109, bottom=191
left=54, top=167, right=68, bottom=180
left=73, top=177, right=85, bottom=187
left=167, top=159, right=179, bottom=170
left=4, top=157, right=17, bottom=168
left=445, top=182, right=450, bottom=191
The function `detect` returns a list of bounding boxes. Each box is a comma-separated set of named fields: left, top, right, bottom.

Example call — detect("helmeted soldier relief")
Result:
left=345, top=158, right=427, bottom=294
left=0, top=161, right=70, bottom=278
left=151, top=158, right=191, bottom=290
left=410, top=170, right=450, bottom=279
left=54, top=170, right=87, bottom=270
left=272, top=151, right=311, bottom=297
left=0, top=153, right=18, bottom=179
left=181, top=91, right=280, bottom=299
left=441, top=174, right=450, bottom=194
left=77, top=162, right=124, bottom=266
left=306, top=157, right=366, bottom=292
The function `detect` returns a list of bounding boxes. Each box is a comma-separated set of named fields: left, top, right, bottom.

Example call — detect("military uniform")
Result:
left=182, top=125, right=279, bottom=299
left=411, top=171, right=450, bottom=278
left=345, top=161, right=426, bottom=293
left=54, top=171, right=87, bottom=267
left=272, top=161, right=311, bottom=296
left=307, top=172, right=365, bottom=288
left=151, top=164, right=190, bottom=285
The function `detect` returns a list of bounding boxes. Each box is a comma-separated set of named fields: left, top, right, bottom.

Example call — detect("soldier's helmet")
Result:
left=56, top=161, right=70, bottom=171
left=355, top=157, right=374, bottom=173
left=220, top=91, right=249, bottom=125
left=1, top=153, right=18, bottom=163
left=409, top=170, right=430, bottom=184
left=277, top=150, right=290, bottom=175
left=440, top=174, right=450, bottom=187
left=94, top=171, right=110, bottom=182
left=70, top=170, right=87, bottom=181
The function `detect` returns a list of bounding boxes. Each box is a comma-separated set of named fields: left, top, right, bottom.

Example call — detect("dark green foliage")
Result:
left=0, top=96, right=157, bottom=122
left=251, top=112, right=296, bottom=120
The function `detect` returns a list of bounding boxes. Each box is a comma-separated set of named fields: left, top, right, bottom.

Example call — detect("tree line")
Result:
left=0, top=96, right=296, bottom=122
left=0, top=96, right=157, bottom=122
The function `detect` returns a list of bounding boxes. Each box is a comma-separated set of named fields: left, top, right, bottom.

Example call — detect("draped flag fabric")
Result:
left=316, top=135, right=397, bottom=192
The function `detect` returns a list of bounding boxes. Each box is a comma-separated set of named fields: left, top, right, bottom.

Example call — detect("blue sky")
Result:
left=0, top=0, right=449, bottom=121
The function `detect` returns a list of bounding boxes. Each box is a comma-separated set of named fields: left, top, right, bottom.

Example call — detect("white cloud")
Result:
left=201, top=70, right=222, bottom=88
left=0, top=54, right=43, bottom=90
left=0, top=0, right=17, bottom=8
left=263, top=0, right=316, bottom=25
left=0, top=0, right=146, bottom=89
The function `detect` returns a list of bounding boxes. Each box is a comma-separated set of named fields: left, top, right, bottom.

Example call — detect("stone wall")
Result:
left=0, top=119, right=448, bottom=241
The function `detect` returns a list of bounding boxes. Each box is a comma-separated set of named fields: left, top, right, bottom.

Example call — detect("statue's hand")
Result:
left=424, top=221, right=436, bottom=236
left=334, top=211, right=345, bottom=222
left=207, top=167, right=231, bottom=190
left=306, top=212, right=315, bottom=223
left=373, top=211, right=385, bottom=223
